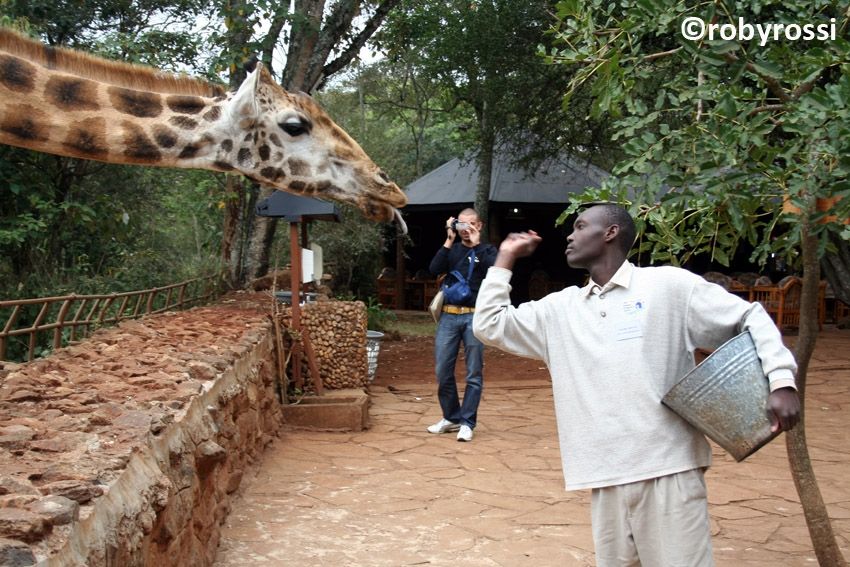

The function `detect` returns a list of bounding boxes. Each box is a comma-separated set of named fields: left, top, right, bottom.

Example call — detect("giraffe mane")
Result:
left=0, top=27, right=225, bottom=98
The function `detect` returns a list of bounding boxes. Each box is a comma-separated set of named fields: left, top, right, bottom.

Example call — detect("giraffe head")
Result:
left=0, top=28, right=406, bottom=227
left=220, top=64, right=407, bottom=224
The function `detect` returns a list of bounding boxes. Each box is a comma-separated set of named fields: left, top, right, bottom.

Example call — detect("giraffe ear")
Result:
left=229, top=63, right=262, bottom=127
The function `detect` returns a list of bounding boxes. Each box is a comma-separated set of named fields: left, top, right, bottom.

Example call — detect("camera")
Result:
left=451, top=220, right=470, bottom=232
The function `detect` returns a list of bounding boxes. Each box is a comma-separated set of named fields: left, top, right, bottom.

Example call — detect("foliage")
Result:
left=377, top=0, right=615, bottom=222
left=546, top=0, right=850, bottom=273
left=317, top=61, right=470, bottom=188
left=0, top=2, right=226, bottom=303
left=308, top=204, right=390, bottom=298
left=0, top=148, right=225, bottom=300
left=1, top=0, right=216, bottom=73
left=547, top=4, right=850, bottom=562
left=365, top=296, right=397, bottom=331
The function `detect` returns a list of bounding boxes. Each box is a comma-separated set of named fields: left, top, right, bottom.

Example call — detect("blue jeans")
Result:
left=434, top=312, right=484, bottom=429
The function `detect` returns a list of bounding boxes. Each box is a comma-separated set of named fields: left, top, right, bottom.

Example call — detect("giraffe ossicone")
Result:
left=0, top=27, right=407, bottom=226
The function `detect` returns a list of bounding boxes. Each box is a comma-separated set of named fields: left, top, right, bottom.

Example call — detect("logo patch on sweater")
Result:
left=616, top=299, right=645, bottom=340
left=622, top=299, right=646, bottom=315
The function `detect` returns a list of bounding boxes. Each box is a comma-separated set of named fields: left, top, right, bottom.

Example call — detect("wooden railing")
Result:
left=0, top=275, right=221, bottom=362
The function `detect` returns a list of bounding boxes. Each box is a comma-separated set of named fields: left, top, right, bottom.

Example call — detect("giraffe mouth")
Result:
left=358, top=179, right=408, bottom=231
left=362, top=200, right=408, bottom=234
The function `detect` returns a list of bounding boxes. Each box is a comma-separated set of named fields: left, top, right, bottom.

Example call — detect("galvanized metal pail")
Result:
left=662, top=330, right=779, bottom=462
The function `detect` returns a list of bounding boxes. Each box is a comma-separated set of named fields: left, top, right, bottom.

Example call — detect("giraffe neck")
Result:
left=0, top=29, right=235, bottom=171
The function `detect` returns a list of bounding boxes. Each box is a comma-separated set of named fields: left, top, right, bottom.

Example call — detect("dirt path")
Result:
left=216, top=326, right=850, bottom=566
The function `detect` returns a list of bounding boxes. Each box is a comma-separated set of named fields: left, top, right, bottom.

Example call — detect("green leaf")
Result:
left=717, top=92, right=737, bottom=118
left=749, top=60, right=783, bottom=80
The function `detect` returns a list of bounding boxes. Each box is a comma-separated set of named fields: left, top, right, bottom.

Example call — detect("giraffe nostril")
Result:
left=377, top=170, right=390, bottom=183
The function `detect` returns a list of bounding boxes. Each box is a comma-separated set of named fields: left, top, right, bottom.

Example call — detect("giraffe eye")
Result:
left=279, top=118, right=310, bottom=137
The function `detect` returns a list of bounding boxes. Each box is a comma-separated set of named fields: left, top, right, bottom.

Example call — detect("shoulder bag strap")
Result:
left=465, top=249, right=476, bottom=281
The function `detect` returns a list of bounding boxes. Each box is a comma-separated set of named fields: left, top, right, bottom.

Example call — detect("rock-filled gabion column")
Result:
left=277, top=300, right=368, bottom=393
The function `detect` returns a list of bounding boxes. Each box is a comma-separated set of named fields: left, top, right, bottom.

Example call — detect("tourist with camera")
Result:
left=426, top=208, right=498, bottom=442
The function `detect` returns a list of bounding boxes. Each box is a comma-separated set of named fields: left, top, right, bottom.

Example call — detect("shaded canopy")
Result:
left=404, top=148, right=609, bottom=208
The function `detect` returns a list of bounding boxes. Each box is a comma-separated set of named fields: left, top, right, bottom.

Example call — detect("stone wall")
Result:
left=0, top=293, right=283, bottom=566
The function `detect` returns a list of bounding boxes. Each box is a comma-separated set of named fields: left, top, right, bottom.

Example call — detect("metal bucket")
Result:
left=662, top=330, right=779, bottom=461
left=365, top=330, right=384, bottom=382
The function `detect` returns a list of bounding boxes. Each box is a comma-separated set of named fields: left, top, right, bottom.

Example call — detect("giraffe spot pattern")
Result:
left=1, top=104, right=47, bottom=141
left=213, top=160, right=234, bottom=171
left=179, top=144, right=200, bottom=159
left=315, top=115, right=332, bottom=130
left=330, top=128, right=354, bottom=145
left=153, top=125, right=178, bottom=148
left=169, top=116, right=198, bottom=130
left=269, top=133, right=282, bottom=147
left=221, top=139, right=233, bottom=153
left=63, top=117, right=108, bottom=158
left=258, top=145, right=270, bottom=161
left=203, top=106, right=221, bottom=122
left=334, top=145, right=357, bottom=161
left=260, top=167, right=285, bottom=181
left=122, top=121, right=162, bottom=160
left=237, top=148, right=252, bottom=166
left=166, top=95, right=206, bottom=115
left=289, top=180, right=306, bottom=192
left=287, top=158, right=310, bottom=177
left=109, top=86, right=163, bottom=118
left=0, top=55, right=35, bottom=93
left=45, top=76, right=99, bottom=111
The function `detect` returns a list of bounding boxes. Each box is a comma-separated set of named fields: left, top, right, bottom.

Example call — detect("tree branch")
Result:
left=749, top=104, right=786, bottom=116
left=643, top=46, right=682, bottom=62
left=283, top=0, right=325, bottom=90
left=724, top=52, right=791, bottom=103
left=259, top=10, right=292, bottom=76
left=314, top=0, right=403, bottom=90
left=301, top=0, right=360, bottom=91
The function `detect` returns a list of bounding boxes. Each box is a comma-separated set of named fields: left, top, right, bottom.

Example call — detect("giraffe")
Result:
left=0, top=27, right=407, bottom=227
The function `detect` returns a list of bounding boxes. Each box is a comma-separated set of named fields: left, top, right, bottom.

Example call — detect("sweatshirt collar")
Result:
left=580, top=261, right=634, bottom=298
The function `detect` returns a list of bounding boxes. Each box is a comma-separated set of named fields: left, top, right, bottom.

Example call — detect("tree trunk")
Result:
left=475, top=102, right=494, bottom=241
left=821, top=231, right=850, bottom=307
left=787, top=220, right=847, bottom=566
left=244, top=186, right=279, bottom=281
left=220, top=176, right=246, bottom=286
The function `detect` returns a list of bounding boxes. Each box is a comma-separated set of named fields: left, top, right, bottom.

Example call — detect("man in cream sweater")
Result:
left=473, top=203, right=800, bottom=566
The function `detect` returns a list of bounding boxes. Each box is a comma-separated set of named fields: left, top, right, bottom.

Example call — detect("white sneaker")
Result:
left=427, top=418, right=460, bottom=434
left=457, top=425, right=473, bottom=442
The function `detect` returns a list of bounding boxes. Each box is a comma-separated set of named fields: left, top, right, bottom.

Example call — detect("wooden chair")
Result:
left=423, top=278, right=441, bottom=310
left=376, top=276, right=398, bottom=310
left=835, top=299, right=850, bottom=325
left=750, top=276, right=801, bottom=332
left=404, top=279, right=425, bottom=311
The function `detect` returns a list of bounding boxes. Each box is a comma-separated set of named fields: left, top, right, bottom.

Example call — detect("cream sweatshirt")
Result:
left=473, top=262, right=797, bottom=490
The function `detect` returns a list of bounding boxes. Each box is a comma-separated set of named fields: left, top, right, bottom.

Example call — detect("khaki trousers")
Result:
left=591, top=468, right=714, bottom=567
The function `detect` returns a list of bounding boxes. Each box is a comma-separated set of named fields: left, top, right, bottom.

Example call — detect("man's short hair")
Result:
left=458, top=207, right=480, bottom=221
left=593, top=203, right=637, bottom=256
